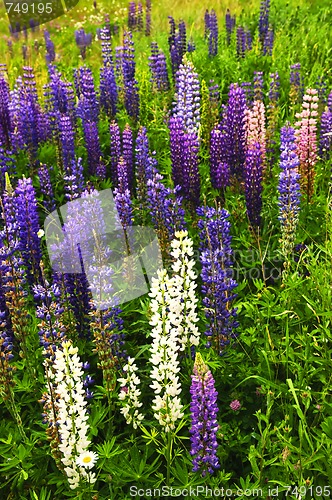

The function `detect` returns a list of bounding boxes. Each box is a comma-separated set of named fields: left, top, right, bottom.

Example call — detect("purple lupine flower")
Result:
left=223, top=83, right=247, bottom=179
left=44, top=30, right=55, bottom=63
left=236, top=26, right=246, bottom=58
left=241, top=81, right=254, bottom=105
left=83, top=120, right=105, bottom=179
left=135, top=126, right=156, bottom=204
left=244, top=142, right=263, bottom=227
left=204, top=9, right=210, bottom=39
left=0, top=147, right=16, bottom=192
left=319, top=107, right=332, bottom=160
left=328, top=91, right=332, bottom=112
left=120, top=31, right=140, bottom=119
left=290, top=63, right=303, bottom=105
left=169, top=116, right=200, bottom=206
left=208, top=10, right=218, bottom=57
left=99, top=28, right=118, bottom=117
left=0, top=76, right=12, bottom=149
left=263, top=26, right=274, bottom=55
left=173, top=61, right=200, bottom=135
left=75, top=66, right=99, bottom=124
left=45, top=67, right=75, bottom=129
left=145, top=0, right=151, bottom=36
left=278, top=125, right=301, bottom=256
left=148, top=42, right=170, bottom=92
left=38, top=164, right=56, bottom=213
left=75, top=28, right=92, bottom=59
left=137, top=2, right=143, bottom=32
left=225, top=8, right=236, bottom=45
left=210, top=126, right=230, bottom=190
left=33, top=280, right=65, bottom=357
left=64, top=157, right=85, bottom=201
left=187, top=39, right=196, bottom=53
left=315, top=76, right=327, bottom=105
left=58, top=114, right=76, bottom=174
left=114, top=157, right=133, bottom=230
left=190, top=353, right=220, bottom=476
left=110, top=120, right=121, bottom=185
left=124, top=77, right=140, bottom=119
left=259, top=0, right=270, bottom=45
left=209, top=80, right=220, bottom=108
left=17, top=67, right=41, bottom=161
left=197, top=205, right=238, bottom=354
left=15, top=177, right=42, bottom=283
left=168, top=18, right=186, bottom=76
left=128, top=2, right=137, bottom=30
left=269, top=72, right=280, bottom=102
left=122, top=124, right=134, bottom=191
left=253, top=71, right=264, bottom=101
left=146, top=170, right=186, bottom=255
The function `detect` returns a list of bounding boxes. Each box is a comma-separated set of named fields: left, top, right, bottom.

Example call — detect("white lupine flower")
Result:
left=118, top=357, right=144, bottom=429
left=148, top=231, right=199, bottom=431
left=44, top=341, right=97, bottom=490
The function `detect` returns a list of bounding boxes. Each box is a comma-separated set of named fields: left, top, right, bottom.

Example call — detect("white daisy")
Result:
left=76, top=451, right=98, bottom=469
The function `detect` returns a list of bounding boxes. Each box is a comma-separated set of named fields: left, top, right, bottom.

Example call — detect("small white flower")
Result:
left=76, top=451, right=98, bottom=469
left=37, top=229, right=45, bottom=238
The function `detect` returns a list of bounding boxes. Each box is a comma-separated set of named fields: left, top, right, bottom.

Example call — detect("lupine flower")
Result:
left=230, top=399, right=241, bottom=411
left=168, top=17, right=187, bottom=75
left=278, top=125, right=301, bottom=257
left=197, top=206, right=238, bottom=354
left=75, top=28, right=93, bottom=59
left=145, top=0, right=151, bottom=36
left=149, top=269, right=183, bottom=432
left=294, top=88, right=318, bottom=202
left=225, top=9, right=236, bottom=45
left=99, top=27, right=118, bottom=118
left=118, top=357, right=144, bottom=429
left=210, top=126, right=230, bottom=190
left=15, top=177, right=42, bottom=283
left=263, top=26, right=274, bottom=55
left=0, top=147, right=16, bottom=192
left=319, top=106, right=332, bottom=160
left=33, top=280, right=66, bottom=358
left=253, top=71, right=264, bottom=101
left=0, top=310, right=15, bottom=401
left=236, top=26, right=252, bottom=57
left=244, top=142, right=263, bottom=227
left=114, top=157, right=133, bottom=231
left=169, top=230, right=200, bottom=351
left=149, top=42, right=170, bottom=91
left=128, top=2, right=137, bottom=30
left=121, top=31, right=140, bottom=119
left=37, top=164, right=56, bottom=213
left=147, top=169, right=186, bottom=256
left=245, top=99, right=267, bottom=166
left=44, top=30, right=55, bottom=63
left=41, top=340, right=97, bottom=489
left=75, top=66, right=99, bottom=123
left=58, top=114, right=76, bottom=174
left=0, top=76, right=12, bottom=149
left=207, top=10, right=218, bottom=57
left=169, top=116, right=200, bottom=206
left=122, top=123, right=134, bottom=191
left=173, top=60, right=200, bottom=135
left=83, top=120, right=105, bottom=179
left=135, top=126, right=156, bottom=205
left=64, top=157, right=85, bottom=201
left=289, top=63, right=303, bottom=108
left=223, top=83, right=247, bottom=179
left=259, top=0, right=271, bottom=45
left=190, top=353, right=220, bottom=476
left=110, top=120, right=121, bottom=185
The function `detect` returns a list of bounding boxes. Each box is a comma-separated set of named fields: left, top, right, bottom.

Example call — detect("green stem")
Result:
left=166, top=430, right=172, bottom=487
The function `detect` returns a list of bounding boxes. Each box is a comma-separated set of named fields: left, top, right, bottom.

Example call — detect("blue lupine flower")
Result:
left=197, top=205, right=238, bottom=354
left=190, top=353, right=220, bottom=476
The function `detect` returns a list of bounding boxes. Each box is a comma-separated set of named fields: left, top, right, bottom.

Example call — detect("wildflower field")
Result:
left=0, top=0, right=332, bottom=498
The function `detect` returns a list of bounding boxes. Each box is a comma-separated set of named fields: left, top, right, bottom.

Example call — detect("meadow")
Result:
left=0, top=0, right=332, bottom=498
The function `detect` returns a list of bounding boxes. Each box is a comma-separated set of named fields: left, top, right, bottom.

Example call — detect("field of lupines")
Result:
left=0, top=0, right=332, bottom=498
